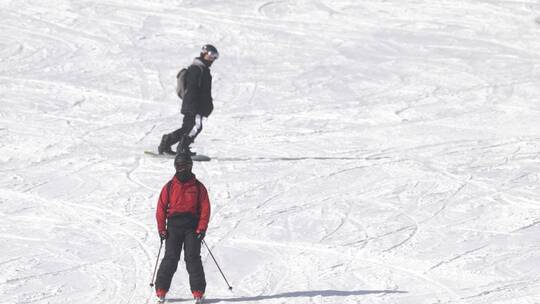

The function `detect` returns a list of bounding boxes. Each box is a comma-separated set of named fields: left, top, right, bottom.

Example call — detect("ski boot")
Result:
left=192, top=290, right=204, bottom=304
left=158, top=134, right=176, bottom=155
left=156, top=288, right=167, bottom=303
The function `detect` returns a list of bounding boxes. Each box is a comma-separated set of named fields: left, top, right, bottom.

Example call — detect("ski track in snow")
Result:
left=1, top=0, right=540, bottom=304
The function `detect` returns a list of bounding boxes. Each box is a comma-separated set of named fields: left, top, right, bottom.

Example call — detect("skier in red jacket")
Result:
left=154, top=152, right=211, bottom=303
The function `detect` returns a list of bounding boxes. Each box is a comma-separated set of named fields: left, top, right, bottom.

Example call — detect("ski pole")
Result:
left=202, top=240, right=233, bottom=291
left=149, top=239, right=164, bottom=287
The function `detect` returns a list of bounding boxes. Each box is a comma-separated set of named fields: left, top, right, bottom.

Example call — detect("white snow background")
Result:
left=1, top=1, right=540, bottom=303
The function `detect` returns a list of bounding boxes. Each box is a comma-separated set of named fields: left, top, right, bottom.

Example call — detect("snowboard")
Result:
left=144, top=151, right=211, bottom=162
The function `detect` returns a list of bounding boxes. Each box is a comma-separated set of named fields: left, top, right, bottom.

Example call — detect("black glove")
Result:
left=196, top=229, right=205, bottom=240
left=159, top=230, right=168, bottom=241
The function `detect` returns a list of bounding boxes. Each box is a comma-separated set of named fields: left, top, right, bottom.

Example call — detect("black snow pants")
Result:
left=155, top=225, right=206, bottom=293
left=170, top=114, right=204, bottom=145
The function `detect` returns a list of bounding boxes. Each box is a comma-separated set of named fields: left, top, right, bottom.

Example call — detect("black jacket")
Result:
left=181, top=58, right=214, bottom=117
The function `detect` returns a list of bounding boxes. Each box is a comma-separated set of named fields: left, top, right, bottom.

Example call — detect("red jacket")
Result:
left=156, top=175, right=211, bottom=234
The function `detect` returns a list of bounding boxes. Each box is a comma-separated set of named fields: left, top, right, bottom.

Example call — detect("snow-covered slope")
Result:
left=1, top=1, right=540, bottom=303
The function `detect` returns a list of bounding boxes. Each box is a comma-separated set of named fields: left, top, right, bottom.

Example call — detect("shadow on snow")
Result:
left=166, top=289, right=407, bottom=303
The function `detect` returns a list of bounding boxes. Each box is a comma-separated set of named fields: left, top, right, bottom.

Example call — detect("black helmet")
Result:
left=174, top=152, right=193, bottom=171
left=201, top=44, right=219, bottom=60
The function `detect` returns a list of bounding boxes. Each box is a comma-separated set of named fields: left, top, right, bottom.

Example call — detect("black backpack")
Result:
left=176, top=64, right=204, bottom=99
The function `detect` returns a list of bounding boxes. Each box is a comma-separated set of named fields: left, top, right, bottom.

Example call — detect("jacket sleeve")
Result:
left=196, top=182, right=211, bottom=232
left=181, top=65, right=203, bottom=115
left=201, top=97, right=213, bottom=117
left=156, top=184, right=169, bottom=233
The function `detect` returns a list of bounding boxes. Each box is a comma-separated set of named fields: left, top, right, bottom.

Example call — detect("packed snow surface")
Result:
left=1, top=1, right=540, bottom=303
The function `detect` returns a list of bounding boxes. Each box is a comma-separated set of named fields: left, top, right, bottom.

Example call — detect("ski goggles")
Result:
left=205, top=50, right=219, bottom=60
left=174, top=161, right=193, bottom=172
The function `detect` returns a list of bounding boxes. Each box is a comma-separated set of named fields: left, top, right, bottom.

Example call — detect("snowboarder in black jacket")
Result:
left=158, top=44, right=219, bottom=155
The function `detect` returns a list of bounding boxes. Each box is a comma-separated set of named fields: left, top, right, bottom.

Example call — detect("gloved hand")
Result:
left=159, top=230, right=168, bottom=241
left=196, top=229, right=205, bottom=240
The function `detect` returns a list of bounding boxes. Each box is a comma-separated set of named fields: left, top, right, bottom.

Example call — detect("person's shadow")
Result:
left=166, top=289, right=407, bottom=303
